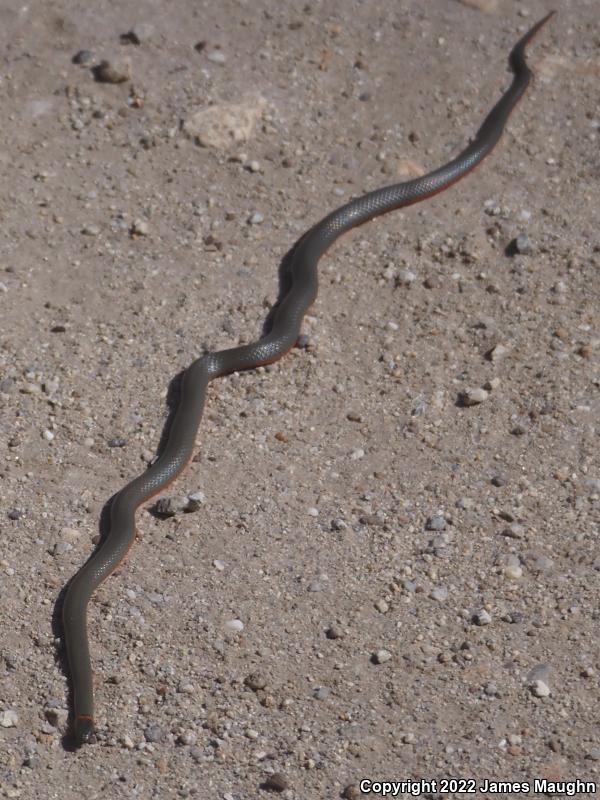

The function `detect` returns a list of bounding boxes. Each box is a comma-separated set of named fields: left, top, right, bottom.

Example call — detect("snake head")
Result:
left=73, top=716, right=96, bottom=746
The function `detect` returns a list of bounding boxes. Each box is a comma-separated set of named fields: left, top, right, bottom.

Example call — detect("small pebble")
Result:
left=504, top=610, right=524, bottom=624
left=263, top=773, right=289, bottom=792
left=125, top=22, right=155, bottom=44
left=531, top=679, right=551, bottom=698
left=581, top=666, right=595, bottom=678
left=93, top=60, right=129, bottom=84
left=472, top=609, right=492, bottom=626
left=372, top=649, right=392, bottom=664
left=177, top=729, right=197, bottom=746
left=514, top=232, right=532, bottom=254
left=457, top=496, right=474, bottom=509
left=0, top=710, right=18, bottom=728
left=460, top=387, right=489, bottom=406
left=224, top=618, right=244, bottom=632
left=313, top=687, right=330, bottom=700
left=488, top=343, right=508, bottom=362
left=155, top=496, right=188, bottom=516
left=248, top=211, right=264, bottom=225
left=144, top=724, right=165, bottom=742
left=107, top=437, right=127, bottom=448
left=426, top=513, right=446, bottom=531
left=375, top=599, right=389, bottom=613
left=207, top=50, right=227, bottom=64
left=396, top=268, right=416, bottom=286
left=504, top=563, right=523, bottom=580
left=130, top=218, right=149, bottom=236
left=326, top=625, right=343, bottom=640
left=45, top=707, right=68, bottom=727
left=503, top=522, right=524, bottom=539
left=244, top=673, right=267, bottom=691
left=82, top=223, right=100, bottom=236
left=52, top=542, right=73, bottom=556
left=186, top=491, right=206, bottom=510
left=72, top=49, right=94, bottom=65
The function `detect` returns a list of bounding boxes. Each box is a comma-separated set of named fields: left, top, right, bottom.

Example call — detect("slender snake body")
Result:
left=62, top=13, right=554, bottom=746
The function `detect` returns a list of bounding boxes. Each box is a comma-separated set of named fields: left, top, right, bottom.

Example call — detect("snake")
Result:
left=62, top=12, right=554, bottom=746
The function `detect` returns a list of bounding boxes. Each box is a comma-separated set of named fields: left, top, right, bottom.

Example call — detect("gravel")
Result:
left=1, top=4, right=596, bottom=799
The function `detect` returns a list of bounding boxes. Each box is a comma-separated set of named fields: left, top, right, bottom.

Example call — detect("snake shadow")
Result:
left=52, top=238, right=302, bottom=748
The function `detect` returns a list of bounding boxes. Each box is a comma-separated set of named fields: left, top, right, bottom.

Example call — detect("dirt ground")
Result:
left=1, top=0, right=599, bottom=798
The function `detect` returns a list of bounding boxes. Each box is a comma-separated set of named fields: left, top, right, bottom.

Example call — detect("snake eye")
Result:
left=74, top=716, right=96, bottom=746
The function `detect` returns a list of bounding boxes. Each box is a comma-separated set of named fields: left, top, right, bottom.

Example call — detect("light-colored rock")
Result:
left=184, top=94, right=267, bottom=149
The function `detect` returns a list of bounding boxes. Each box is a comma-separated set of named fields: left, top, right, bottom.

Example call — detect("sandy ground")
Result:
left=1, top=0, right=599, bottom=798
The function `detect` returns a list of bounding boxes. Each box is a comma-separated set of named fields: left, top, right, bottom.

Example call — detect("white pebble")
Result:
left=373, top=649, right=392, bottom=664
left=81, top=223, right=100, bottom=236
left=489, top=344, right=508, bottom=362
left=0, top=710, right=18, bottom=728
left=473, top=609, right=492, bottom=626
left=397, top=268, right=416, bottom=285
left=531, top=680, right=551, bottom=697
left=504, top=563, right=523, bottom=580
left=131, top=218, right=149, bottom=236
left=461, top=387, right=489, bottom=406
left=224, top=618, right=244, bottom=632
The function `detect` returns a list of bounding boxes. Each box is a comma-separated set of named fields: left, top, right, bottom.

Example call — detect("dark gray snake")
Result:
left=62, top=12, right=554, bottom=746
